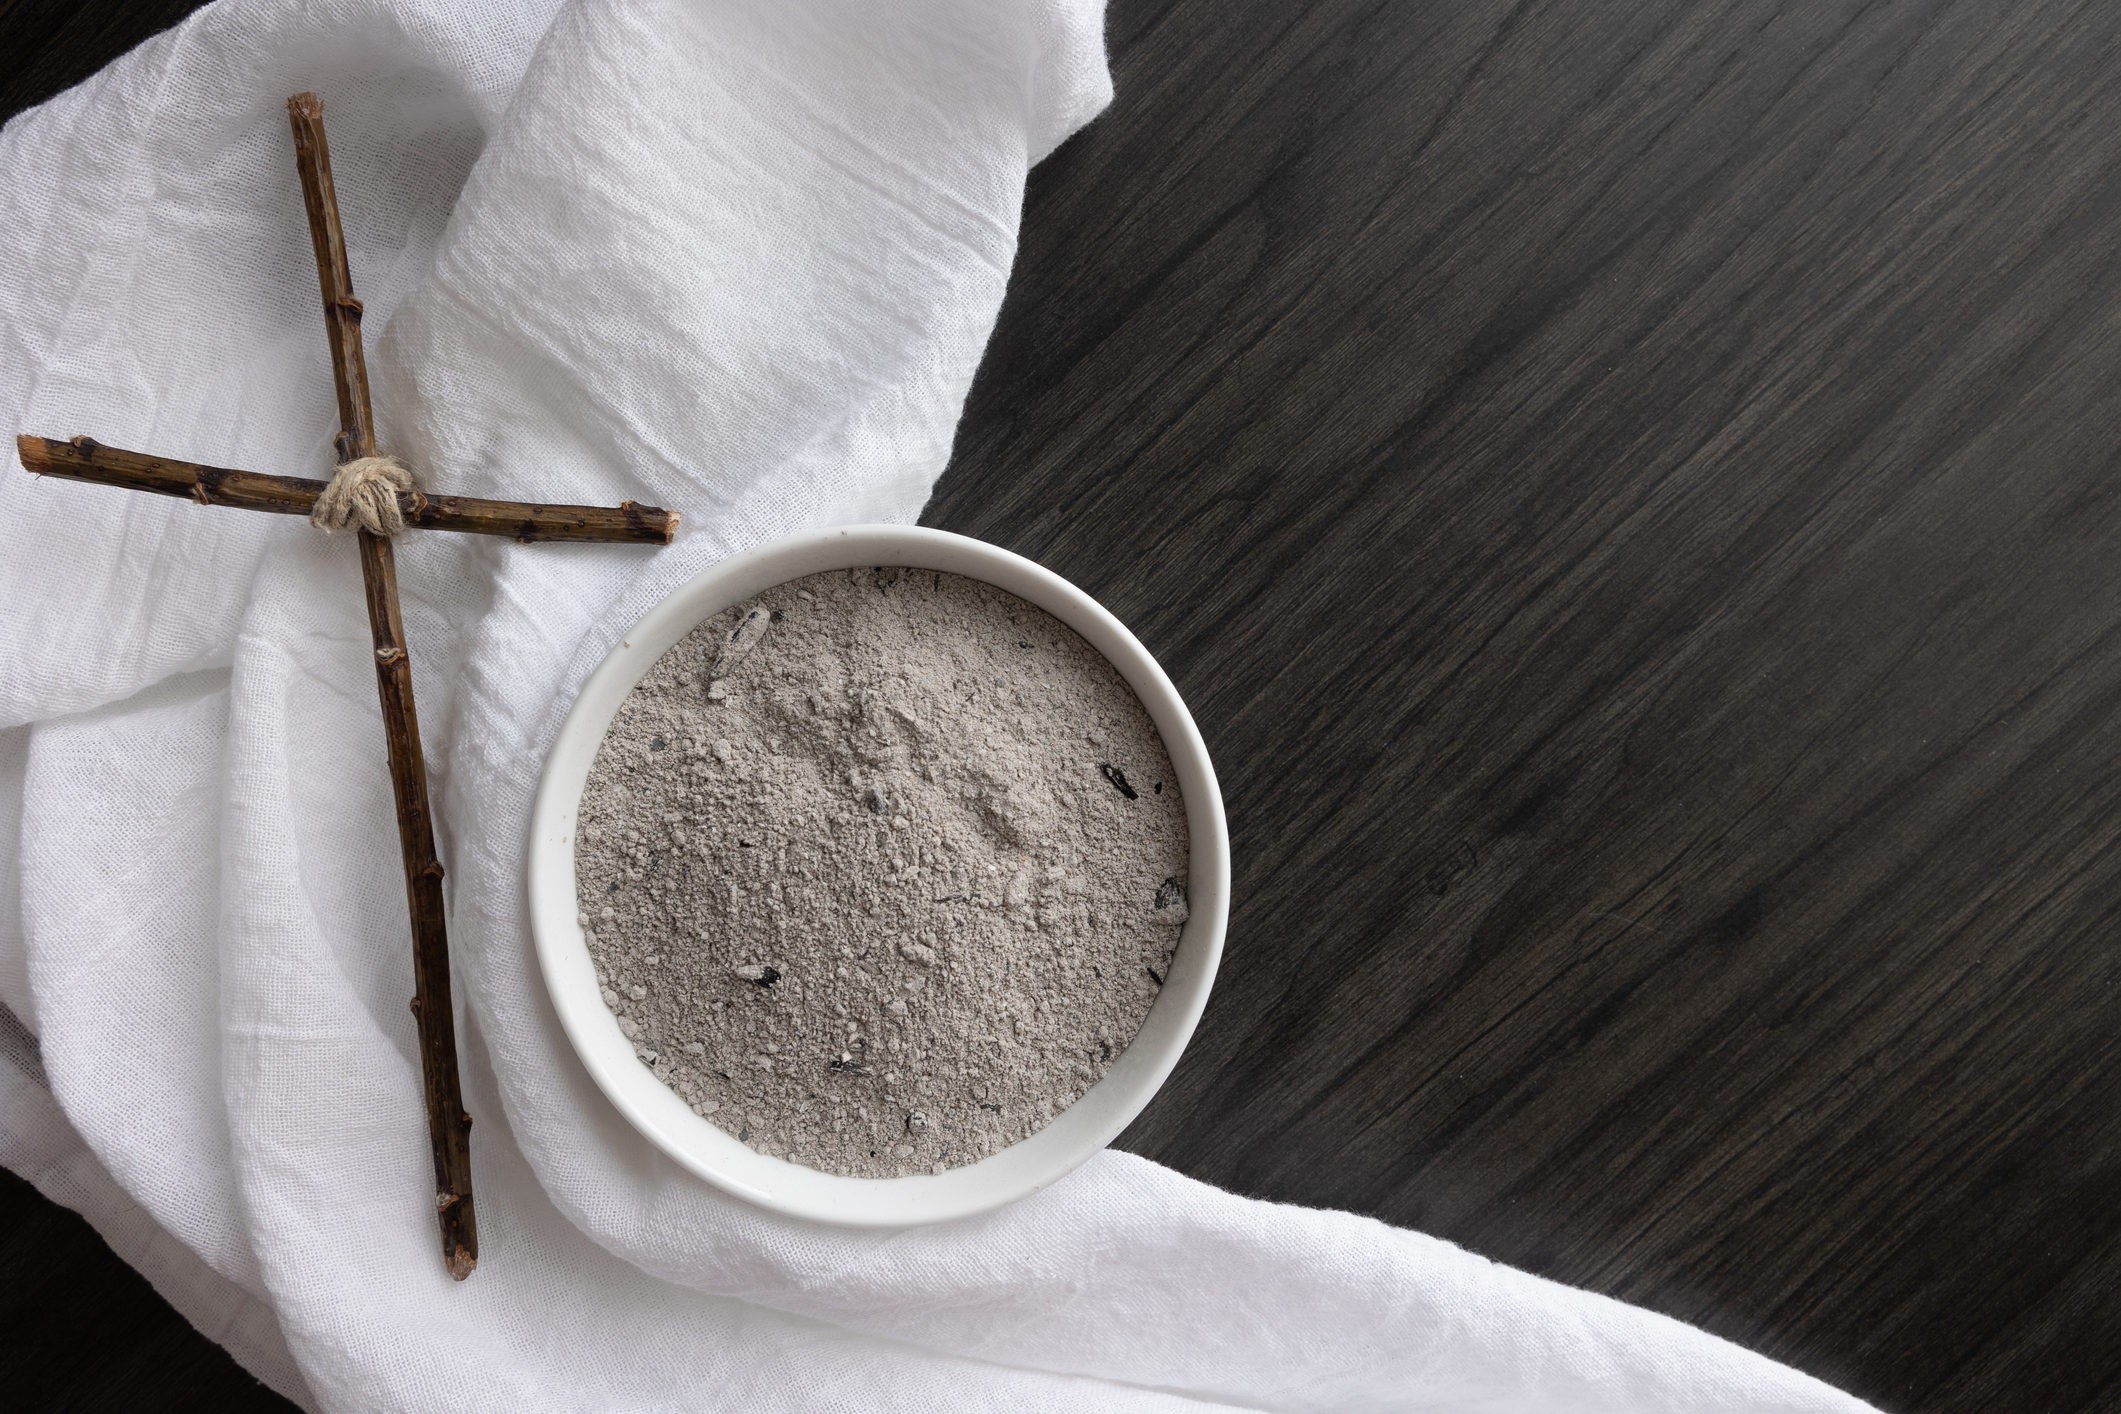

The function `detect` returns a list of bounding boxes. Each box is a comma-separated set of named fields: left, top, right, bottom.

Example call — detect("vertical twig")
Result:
left=288, top=92, right=477, bottom=1280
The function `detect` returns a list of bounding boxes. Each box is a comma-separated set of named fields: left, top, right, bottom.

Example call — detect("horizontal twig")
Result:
left=16, top=434, right=680, bottom=545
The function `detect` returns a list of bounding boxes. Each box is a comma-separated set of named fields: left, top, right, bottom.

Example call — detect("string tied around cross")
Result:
left=311, top=453, right=418, bottom=536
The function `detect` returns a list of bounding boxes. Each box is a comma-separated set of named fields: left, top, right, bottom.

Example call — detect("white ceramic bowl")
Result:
left=528, top=525, right=1228, bottom=1226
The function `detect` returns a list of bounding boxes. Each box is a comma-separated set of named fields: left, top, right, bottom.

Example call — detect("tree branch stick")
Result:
left=16, top=435, right=679, bottom=544
left=290, top=91, right=476, bottom=1280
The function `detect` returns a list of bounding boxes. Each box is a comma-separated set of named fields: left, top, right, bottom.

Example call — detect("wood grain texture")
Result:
left=921, top=2, right=2121, bottom=1410
left=7, top=0, right=2121, bottom=1409
left=0, top=0, right=199, bottom=120
left=0, top=1169, right=290, bottom=1412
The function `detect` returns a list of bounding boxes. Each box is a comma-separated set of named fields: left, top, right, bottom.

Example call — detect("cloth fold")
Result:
left=0, top=1, right=1877, bottom=1410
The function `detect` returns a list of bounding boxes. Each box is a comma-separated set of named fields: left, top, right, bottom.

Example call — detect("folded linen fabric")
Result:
left=0, top=1, right=1879, bottom=1409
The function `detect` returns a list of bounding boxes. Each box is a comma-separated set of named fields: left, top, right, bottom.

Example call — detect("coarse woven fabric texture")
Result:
left=0, top=2, right=1880, bottom=1410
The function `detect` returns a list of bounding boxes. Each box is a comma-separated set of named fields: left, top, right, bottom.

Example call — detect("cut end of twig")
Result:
left=435, top=1187, right=478, bottom=1280
left=615, top=499, right=680, bottom=545
left=287, top=91, right=322, bottom=120
left=15, top=433, right=94, bottom=475
left=440, top=1190, right=478, bottom=1280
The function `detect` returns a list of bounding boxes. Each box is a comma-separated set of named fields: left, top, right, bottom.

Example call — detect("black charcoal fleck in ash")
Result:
left=1099, top=762, right=1138, bottom=799
left=734, top=964, right=780, bottom=987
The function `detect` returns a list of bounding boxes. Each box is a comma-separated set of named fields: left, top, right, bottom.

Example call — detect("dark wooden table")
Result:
left=8, top=2, right=2121, bottom=1409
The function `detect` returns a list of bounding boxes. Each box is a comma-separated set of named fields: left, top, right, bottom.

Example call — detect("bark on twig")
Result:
left=16, top=435, right=680, bottom=544
left=289, top=91, right=477, bottom=1280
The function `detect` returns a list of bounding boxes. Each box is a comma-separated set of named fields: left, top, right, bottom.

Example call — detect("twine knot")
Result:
left=310, top=453, right=417, bottom=536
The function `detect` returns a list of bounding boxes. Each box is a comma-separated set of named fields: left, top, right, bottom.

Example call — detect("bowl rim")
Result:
left=527, top=524, right=1228, bottom=1226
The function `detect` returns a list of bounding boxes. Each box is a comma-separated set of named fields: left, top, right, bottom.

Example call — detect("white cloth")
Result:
left=0, top=2, right=1880, bottom=1410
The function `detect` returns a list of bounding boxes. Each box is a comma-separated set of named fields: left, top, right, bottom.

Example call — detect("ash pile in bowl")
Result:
left=574, top=567, right=1190, bottom=1178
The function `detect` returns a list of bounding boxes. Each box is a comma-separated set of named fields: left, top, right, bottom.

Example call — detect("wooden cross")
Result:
left=12, top=94, right=679, bottom=1280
